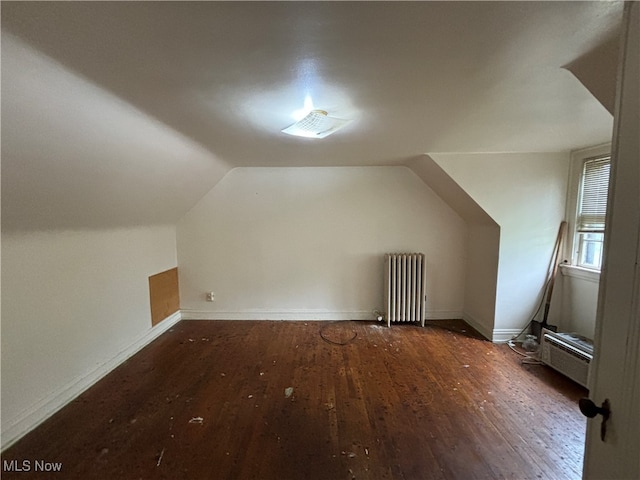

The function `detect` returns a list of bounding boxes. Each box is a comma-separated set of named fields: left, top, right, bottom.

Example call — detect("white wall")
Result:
left=406, top=155, right=500, bottom=340
left=554, top=268, right=599, bottom=338
left=431, top=153, right=569, bottom=340
left=463, top=224, right=500, bottom=339
left=177, top=166, right=467, bottom=321
left=1, top=225, right=178, bottom=448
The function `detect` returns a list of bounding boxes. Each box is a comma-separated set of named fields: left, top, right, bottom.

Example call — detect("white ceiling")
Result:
left=1, top=2, right=623, bottom=231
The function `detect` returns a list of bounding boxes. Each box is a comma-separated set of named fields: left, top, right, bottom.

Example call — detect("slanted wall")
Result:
left=407, top=156, right=499, bottom=340
left=427, top=152, right=570, bottom=341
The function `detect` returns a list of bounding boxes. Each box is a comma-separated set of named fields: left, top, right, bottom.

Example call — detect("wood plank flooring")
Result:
left=1, top=320, right=588, bottom=479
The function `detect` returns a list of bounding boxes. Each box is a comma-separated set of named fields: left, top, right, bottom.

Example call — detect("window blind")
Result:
left=577, top=156, right=610, bottom=233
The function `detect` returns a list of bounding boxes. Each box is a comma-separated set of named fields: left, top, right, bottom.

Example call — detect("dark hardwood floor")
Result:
left=1, top=320, right=588, bottom=479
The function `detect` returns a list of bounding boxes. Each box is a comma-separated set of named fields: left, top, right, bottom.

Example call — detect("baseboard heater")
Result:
left=383, top=253, right=426, bottom=328
left=539, top=328, right=593, bottom=388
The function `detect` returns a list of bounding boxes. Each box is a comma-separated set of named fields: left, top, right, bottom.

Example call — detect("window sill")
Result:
left=559, top=264, right=601, bottom=283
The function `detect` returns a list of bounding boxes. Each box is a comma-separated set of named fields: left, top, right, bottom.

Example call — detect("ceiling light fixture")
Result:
left=292, top=94, right=316, bottom=121
left=281, top=109, right=350, bottom=139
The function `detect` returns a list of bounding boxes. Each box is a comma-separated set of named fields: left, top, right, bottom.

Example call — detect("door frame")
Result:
left=583, top=2, right=640, bottom=478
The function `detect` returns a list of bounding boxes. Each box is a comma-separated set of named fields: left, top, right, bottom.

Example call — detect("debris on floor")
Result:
left=156, top=448, right=165, bottom=467
left=284, top=387, right=294, bottom=398
left=188, top=417, right=204, bottom=424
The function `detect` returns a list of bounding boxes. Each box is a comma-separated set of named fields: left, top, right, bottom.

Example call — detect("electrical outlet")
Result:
left=206, top=292, right=215, bottom=302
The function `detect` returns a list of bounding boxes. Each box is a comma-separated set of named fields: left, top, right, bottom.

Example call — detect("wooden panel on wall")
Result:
left=148, top=267, right=179, bottom=326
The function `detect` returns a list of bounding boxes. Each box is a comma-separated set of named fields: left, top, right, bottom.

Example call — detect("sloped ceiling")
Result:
left=1, top=1, right=622, bottom=231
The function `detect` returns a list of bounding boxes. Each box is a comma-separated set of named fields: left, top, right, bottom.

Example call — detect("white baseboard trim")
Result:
left=180, top=310, right=374, bottom=321
left=180, top=309, right=463, bottom=322
left=461, top=312, right=520, bottom=343
left=462, top=312, right=493, bottom=341
left=1, top=311, right=182, bottom=451
left=491, top=328, right=523, bottom=343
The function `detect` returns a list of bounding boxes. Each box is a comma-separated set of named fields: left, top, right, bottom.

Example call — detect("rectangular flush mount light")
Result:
left=281, top=110, right=350, bottom=138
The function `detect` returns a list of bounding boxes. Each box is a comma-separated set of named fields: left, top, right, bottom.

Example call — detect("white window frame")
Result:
left=564, top=144, right=611, bottom=275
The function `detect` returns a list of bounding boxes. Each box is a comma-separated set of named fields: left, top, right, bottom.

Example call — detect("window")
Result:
left=574, top=155, right=610, bottom=270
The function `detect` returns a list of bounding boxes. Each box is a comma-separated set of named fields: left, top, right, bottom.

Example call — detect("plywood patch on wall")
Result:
left=149, top=267, right=180, bottom=326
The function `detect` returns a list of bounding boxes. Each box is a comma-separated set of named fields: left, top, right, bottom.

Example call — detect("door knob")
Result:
left=579, top=398, right=610, bottom=441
